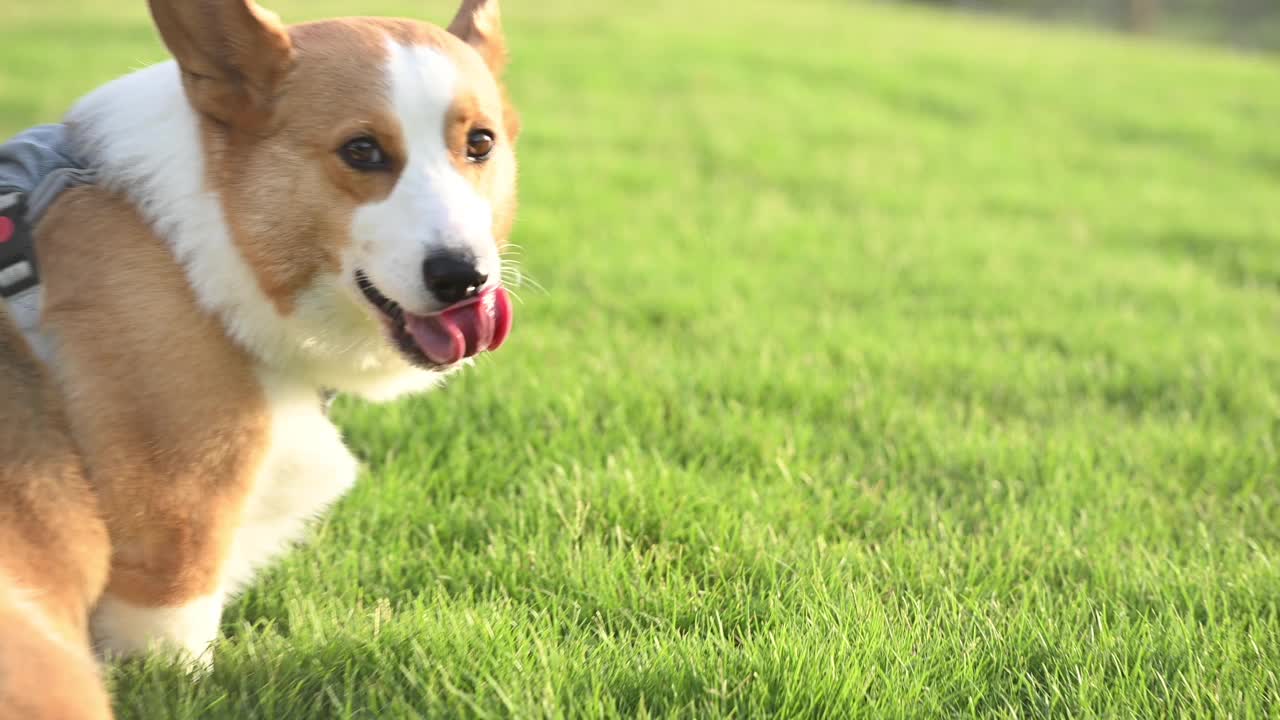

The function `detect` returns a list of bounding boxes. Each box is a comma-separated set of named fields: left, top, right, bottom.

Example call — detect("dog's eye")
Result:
left=340, top=137, right=389, bottom=171
left=466, top=129, right=495, bottom=162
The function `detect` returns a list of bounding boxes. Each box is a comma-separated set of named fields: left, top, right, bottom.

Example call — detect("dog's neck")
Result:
left=67, top=63, right=302, bottom=366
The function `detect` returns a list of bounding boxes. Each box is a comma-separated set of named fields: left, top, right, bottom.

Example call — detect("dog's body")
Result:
left=0, top=0, right=519, bottom=714
left=0, top=313, right=112, bottom=719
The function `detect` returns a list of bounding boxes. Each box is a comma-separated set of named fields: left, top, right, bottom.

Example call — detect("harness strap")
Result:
left=0, top=124, right=96, bottom=300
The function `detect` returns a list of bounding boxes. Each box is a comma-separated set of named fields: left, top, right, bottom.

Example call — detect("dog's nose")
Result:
left=422, top=253, right=488, bottom=305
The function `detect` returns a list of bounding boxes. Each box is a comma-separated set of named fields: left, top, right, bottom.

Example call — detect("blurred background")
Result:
left=891, top=0, right=1280, bottom=52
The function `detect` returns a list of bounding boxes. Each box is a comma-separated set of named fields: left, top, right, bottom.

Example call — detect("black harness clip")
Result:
left=0, top=193, right=38, bottom=299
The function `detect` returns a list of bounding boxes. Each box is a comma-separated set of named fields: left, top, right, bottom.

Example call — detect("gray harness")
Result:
left=0, top=124, right=96, bottom=302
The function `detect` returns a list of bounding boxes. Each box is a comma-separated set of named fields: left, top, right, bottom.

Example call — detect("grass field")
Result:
left=3, top=0, right=1280, bottom=717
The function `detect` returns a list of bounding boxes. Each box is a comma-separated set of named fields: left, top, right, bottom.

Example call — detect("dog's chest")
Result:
left=222, top=375, right=360, bottom=593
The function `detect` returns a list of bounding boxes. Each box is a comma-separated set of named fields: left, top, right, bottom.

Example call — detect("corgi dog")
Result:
left=0, top=0, right=519, bottom=711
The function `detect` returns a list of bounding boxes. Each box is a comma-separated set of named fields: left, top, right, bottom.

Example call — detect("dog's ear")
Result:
left=148, top=0, right=294, bottom=130
left=447, top=0, right=507, bottom=76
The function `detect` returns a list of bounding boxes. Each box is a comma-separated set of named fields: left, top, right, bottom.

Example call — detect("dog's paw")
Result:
left=90, top=590, right=222, bottom=673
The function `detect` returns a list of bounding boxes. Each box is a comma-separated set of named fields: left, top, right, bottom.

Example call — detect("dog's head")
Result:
left=145, top=0, right=520, bottom=391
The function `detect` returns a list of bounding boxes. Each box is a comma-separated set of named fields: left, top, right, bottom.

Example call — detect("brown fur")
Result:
left=0, top=311, right=111, bottom=717
left=37, top=186, right=272, bottom=607
left=0, top=590, right=112, bottom=720
left=448, top=0, right=509, bottom=77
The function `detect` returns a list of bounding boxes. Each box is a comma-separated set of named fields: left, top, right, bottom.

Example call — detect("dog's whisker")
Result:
left=498, top=263, right=547, bottom=297
left=516, top=272, right=548, bottom=296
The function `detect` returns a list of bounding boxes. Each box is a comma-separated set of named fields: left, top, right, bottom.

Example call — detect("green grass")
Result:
left=4, top=0, right=1280, bottom=717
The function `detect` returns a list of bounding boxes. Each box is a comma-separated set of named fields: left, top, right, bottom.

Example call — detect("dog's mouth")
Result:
left=356, top=271, right=513, bottom=368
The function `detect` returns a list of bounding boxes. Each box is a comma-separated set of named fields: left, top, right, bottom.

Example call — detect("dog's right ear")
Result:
left=148, top=0, right=294, bottom=130
left=448, top=0, right=507, bottom=76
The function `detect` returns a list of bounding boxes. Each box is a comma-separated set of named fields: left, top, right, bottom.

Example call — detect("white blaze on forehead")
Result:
left=387, top=41, right=457, bottom=155
left=387, top=39, right=497, bottom=255
left=349, top=38, right=498, bottom=317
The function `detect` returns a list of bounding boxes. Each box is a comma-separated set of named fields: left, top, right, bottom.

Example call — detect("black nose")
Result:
left=422, top=253, right=488, bottom=305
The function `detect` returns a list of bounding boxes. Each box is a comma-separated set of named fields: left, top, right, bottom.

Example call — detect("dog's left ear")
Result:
left=148, top=0, right=295, bottom=130
left=447, top=0, right=507, bottom=75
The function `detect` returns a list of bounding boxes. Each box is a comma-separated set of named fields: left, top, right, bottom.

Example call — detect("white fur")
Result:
left=348, top=41, right=501, bottom=317
left=92, top=591, right=222, bottom=667
left=222, top=369, right=361, bottom=593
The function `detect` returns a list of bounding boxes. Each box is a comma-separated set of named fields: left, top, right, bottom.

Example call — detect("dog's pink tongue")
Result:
left=404, top=287, right=513, bottom=366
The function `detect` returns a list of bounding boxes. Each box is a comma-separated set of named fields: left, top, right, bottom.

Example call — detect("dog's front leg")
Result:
left=87, top=385, right=359, bottom=668
left=89, top=493, right=249, bottom=669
